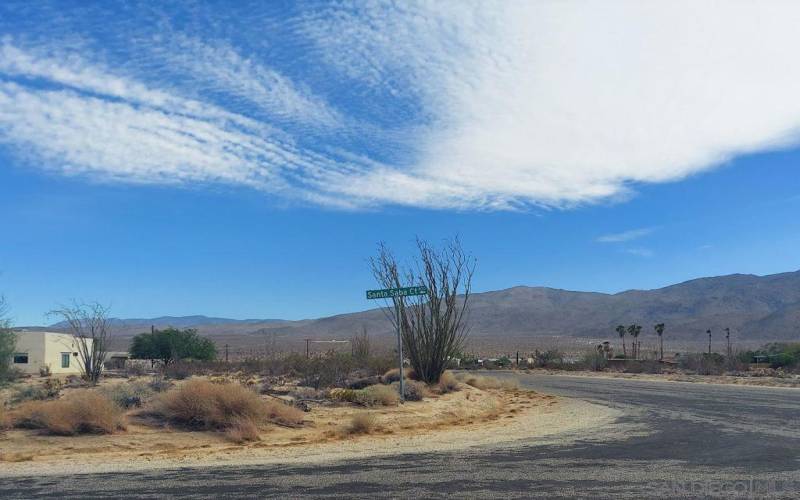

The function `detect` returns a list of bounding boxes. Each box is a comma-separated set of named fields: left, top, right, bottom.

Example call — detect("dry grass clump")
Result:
left=0, top=401, right=8, bottom=431
left=437, top=371, right=460, bottom=393
left=358, top=384, right=400, bottom=406
left=155, top=379, right=265, bottom=430
left=226, top=417, right=261, bottom=443
left=154, top=379, right=304, bottom=438
left=456, top=374, right=518, bottom=391
left=391, top=380, right=429, bottom=401
left=10, top=391, right=124, bottom=435
left=344, top=412, right=378, bottom=435
left=264, top=399, right=305, bottom=427
left=381, top=367, right=416, bottom=384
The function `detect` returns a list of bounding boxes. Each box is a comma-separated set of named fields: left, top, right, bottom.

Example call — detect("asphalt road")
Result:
left=2, top=373, right=799, bottom=499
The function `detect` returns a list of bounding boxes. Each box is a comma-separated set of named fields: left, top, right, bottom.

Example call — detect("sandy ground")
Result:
left=526, top=368, right=800, bottom=388
left=0, top=380, right=616, bottom=477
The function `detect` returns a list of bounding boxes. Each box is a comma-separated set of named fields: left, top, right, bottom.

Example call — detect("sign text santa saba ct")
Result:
left=365, top=286, right=428, bottom=300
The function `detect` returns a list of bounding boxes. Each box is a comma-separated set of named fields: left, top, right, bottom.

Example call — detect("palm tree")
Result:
left=654, top=323, right=665, bottom=360
left=626, top=324, right=636, bottom=358
left=616, top=325, right=627, bottom=357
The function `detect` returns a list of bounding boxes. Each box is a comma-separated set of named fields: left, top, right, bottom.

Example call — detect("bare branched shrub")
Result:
left=48, top=302, right=112, bottom=384
left=371, top=238, right=475, bottom=384
left=11, top=391, right=124, bottom=435
left=0, top=296, right=17, bottom=383
left=345, top=412, right=378, bottom=435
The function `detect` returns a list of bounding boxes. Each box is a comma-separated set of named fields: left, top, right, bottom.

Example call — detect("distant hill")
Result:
left=238, top=270, right=800, bottom=342
left=43, top=270, right=800, bottom=344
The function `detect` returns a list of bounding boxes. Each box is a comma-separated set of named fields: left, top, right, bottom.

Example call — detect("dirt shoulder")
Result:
left=525, top=368, right=800, bottom=389
left=0, top=383, right=616, bottom=477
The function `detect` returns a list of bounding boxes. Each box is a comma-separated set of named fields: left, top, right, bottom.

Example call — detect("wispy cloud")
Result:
left=625, top=247, right=654, bottom=258
left=3, top=2, right=800, bottom=210
left=596, top=228, right=654, bottom=243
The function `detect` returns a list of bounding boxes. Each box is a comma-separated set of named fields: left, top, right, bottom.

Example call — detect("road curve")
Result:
left=2, top=373, right=799, bottom=499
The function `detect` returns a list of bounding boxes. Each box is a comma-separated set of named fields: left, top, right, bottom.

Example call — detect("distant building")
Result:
left=9, top=330, right=91, bottom=376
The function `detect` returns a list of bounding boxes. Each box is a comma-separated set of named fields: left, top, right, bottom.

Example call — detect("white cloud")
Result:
left=301, top=1, right=800, bottom=208
left=3, top=2, right=800, bottom=210
left=153, top=36, right=343, bottom=129
left=596, top=228, right=654, bottom=243
left=625, top=247, right=654, bottom=258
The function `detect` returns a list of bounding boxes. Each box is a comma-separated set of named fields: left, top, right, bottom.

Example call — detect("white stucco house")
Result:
left=10, top=330, right=91, bottom=376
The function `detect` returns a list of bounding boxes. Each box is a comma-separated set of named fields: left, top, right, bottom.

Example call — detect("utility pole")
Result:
left=395, top=301, right=405, bottom=403
left=707, top=329, right=712, bottom=355
left=225, top=344, right=229, bottom=363
left=725, top=328, right=731, bottom=358
left=305, top=339, right=310, bottom=359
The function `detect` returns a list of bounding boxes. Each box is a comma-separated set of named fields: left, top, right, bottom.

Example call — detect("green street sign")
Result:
left=366, top=286, right=428, bottom=300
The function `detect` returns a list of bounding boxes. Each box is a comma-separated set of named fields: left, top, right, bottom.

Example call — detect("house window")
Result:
left=13, top=353, right=29, bottom=364
left=61, top=353, right=71, bottom=369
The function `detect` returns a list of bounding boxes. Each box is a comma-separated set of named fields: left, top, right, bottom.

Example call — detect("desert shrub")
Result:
left=64, top=375, right=86, bottom=388
left=329, top=388, right=361, bottom=403
left=532, top=349, right=565, bottom=369
left=12, top=379, right=62, bottom=404
left=0, top=401, right=7, bottom=431
left=39, top=365, right=52, bottom=377
left=381, top=368, right=402, bottom=384
left=437, top=371, right=460, bottom=393
left=163, top=361, right=196, bottom=380
left=456, top=374, right=518, bottom=390
left=345, top=412, right=378, bottom=435
left=346, top=376, right=382, bottom=390
left=125, top=363, right=148, bottom=377
left=100, top=381, right=153, bottom=409
left=149, top=374, right=173, bottom=392
left=581, top=352, right=608, bottom=372
left=381, top=367, right=416, bottom=384
left=11, top=391, right=124, bottom=435
left=264, top=399, right=305, bottom=427
left=679, top=353, right=725, bottom=375
left=155, top=379, right=263, bottom=430
left=359, top=384, right=400, bottom=406
left=392, top=380, right=428, bottom=401
left=366, top=354, right=396, bottom=377
left=226, top=417, right=260, bottom=443
left=295, top=353, right=354, bottom=389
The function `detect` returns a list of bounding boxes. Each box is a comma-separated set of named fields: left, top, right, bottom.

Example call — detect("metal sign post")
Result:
left=366, top=286, right=428, bottom=403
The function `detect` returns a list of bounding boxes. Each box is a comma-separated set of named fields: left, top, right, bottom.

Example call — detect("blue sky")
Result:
left=1, top=1, right=799, bottom=325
